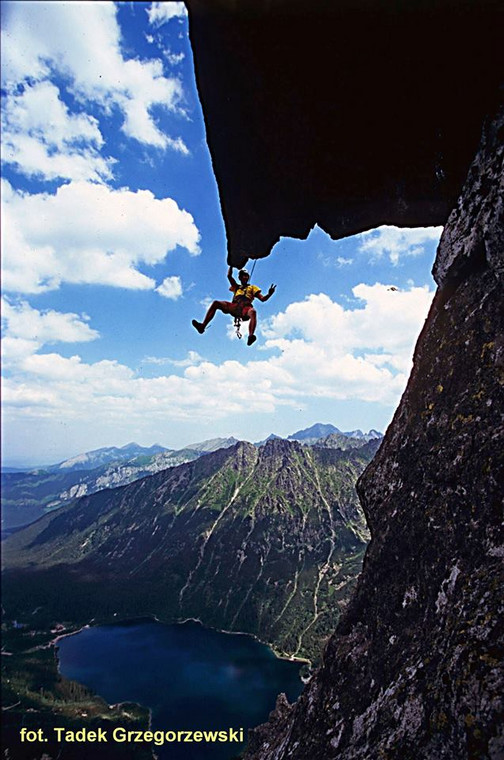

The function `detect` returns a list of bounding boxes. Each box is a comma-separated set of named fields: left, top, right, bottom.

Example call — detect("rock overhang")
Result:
left=185, top=0, right=504, bottom=268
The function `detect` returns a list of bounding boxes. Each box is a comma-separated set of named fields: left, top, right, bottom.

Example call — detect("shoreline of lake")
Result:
left=53, top=613, right=313, bottom=666
left=56, top=617, right=305, bottom=759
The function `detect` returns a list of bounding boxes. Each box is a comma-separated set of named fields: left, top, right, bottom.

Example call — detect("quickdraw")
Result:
left=234, top=315, right=243, bottom=339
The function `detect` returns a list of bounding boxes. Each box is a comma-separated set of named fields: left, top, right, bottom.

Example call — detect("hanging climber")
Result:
left=192, top=266, right=276, bottom=346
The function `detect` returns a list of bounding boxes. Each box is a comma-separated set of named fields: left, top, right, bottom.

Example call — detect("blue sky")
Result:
left=1, top=1, right=442, bottom=466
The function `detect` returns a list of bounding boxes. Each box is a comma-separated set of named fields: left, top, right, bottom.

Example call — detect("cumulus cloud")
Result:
left=1, top=179, right=200, bottom=294
left=357, top=225, right=442, bottom=265
left=2, top=352, right=290, bottom=427
left=1, top=297, right=98, bottom=344
left=2, top=284, right=434, bottom=442
left=1, top=1, right=189, bottom=155
left=143, top=350, right=204, bottom=367
left=1, top=81, right=115, bottom=183
left=264, top=284, right=433, bottom=373
left=1, top=297, right=99, bottom=364
left=147, top=2, right=188, bottom=27
left=156, top=275, right=183, bottom=299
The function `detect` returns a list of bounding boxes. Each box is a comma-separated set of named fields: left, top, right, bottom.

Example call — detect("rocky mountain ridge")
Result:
left=1, top=438, right=241, bottom=530
left=315, top=432, right=381, bottom=451
left=2, top=429, right=381, bottom=530
left=3, top=437, right=380, bottom=663
left=48, top=442, right=169, bottom=472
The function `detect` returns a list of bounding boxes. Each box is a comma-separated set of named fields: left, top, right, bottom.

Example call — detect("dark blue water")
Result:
left=58, top=619, right=303, bottom=759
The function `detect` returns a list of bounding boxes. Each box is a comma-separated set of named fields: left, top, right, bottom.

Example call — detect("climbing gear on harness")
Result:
left=234, top=315, right=243, bottom=339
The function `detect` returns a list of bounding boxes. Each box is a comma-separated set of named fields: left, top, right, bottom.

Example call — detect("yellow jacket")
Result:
left=231, top=284, right=261, bottom=303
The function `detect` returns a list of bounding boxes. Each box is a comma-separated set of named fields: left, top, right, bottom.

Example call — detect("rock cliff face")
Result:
left=243, top=109, right=504, bottom=760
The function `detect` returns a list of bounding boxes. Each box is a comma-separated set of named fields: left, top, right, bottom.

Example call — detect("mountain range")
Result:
left=3, top=437, right=380, bottom=663
left=288, top=423, right=382, bottom=445
left=1, top=426, right=382, bottom=530
left=2, top=429, right=381, bottom=755
left=1, top=437, right=241, bottom=530
left=45, top=442, right=169, bottom=472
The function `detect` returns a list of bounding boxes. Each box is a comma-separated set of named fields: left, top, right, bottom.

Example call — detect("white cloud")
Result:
left=1, top=297, right=99, bottom=365
left=318, top=253, right=353, bottom=268
left=1, top=297, right=98, bottom=344
left=143, top=350, right=204, bottom=367
left=1, top=81, right=115, bottom=182
left=147, top=2, right=187, bottom=27
left=166, top=52, right=185, bottom=66
left=156, top=275, right=183, bottom=300
left=1, top=1, right=189, bottom=153
left=164, top=136, right=190, bottom=155
left=2, top=284, right=434, bottom=443
left=264, top=285, right=433, bottom=366
left=199, top=297, right=213, bottom=310
left=357, top=226, right=442, bottom=265
left=1, top=179, right=200, bottom=294
left=3, top=81, right=103, bottom=146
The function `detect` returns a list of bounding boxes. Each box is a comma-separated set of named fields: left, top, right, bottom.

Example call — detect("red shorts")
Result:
left=231, top=301, right=253, bottom=320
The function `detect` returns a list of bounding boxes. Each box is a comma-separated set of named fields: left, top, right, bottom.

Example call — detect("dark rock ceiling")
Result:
left=186, top=0, right=504, bottom=267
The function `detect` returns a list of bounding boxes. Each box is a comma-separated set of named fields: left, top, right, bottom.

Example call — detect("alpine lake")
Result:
left=57, top=619, right=304, bottom=760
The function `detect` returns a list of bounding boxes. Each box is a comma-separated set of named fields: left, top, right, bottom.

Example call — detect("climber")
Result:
left=192, top=266, right=276, bottom=346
